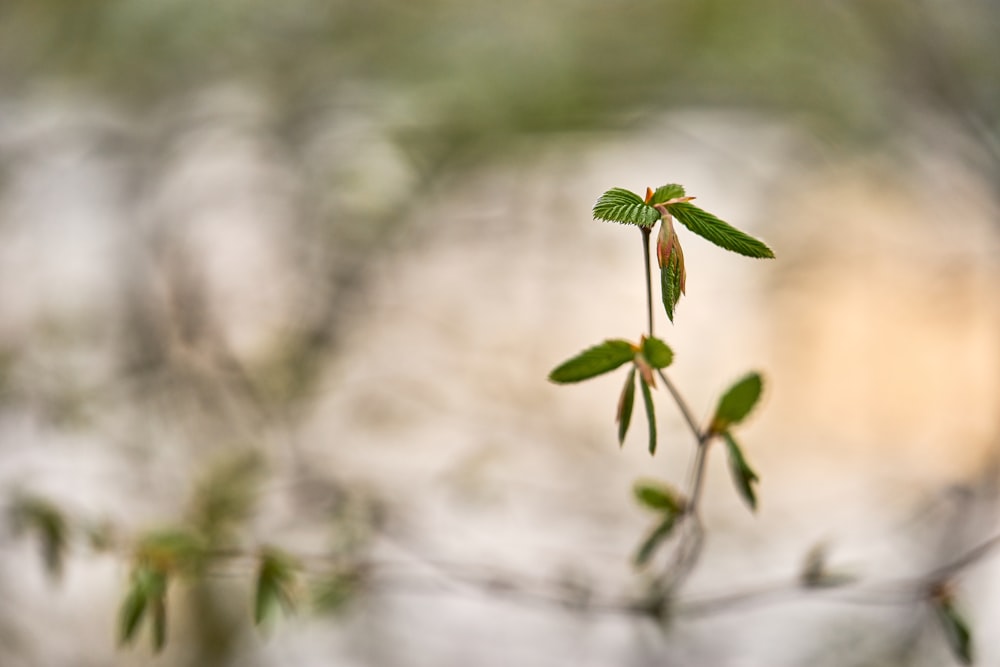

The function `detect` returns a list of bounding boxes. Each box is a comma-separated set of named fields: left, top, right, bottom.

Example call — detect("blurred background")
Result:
left=1, top=1, right=1000, bottom=665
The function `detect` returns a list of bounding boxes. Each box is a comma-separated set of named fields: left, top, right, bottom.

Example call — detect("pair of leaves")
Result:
left=593, top=185, right=774, bottom=259
left=633, top=480, right=685, bottom=567
left=549, top=336, right=673, bottom=454
left=710, top=373, right=764, bottom=511
left=255, top=548, right=299, bottom=626
left=932, top=593, right=973, bottom=665
left=119, top=565, right=168, bottom=653
left=9, top=495, right=68, bottom=581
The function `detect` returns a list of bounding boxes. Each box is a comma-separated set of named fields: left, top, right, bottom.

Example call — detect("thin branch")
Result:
left=641, top=227, right=654, bottom=337
left=656, top=368, right=703, bottom=444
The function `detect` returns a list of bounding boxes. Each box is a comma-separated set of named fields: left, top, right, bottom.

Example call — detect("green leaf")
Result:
left=934, top=598, right=973, bottom=665
left=10, top=495, right=69, bottom=580
left=255, top=548, right=298, bottom=626
left=313, top=570, right=359, bottom=615
left=666, top=202, right=774, bottom=259
left=119, top=566, right=167, bottom=648
left=723, top=432, right=759, bottom=511
left=639, top=376, right=657, bottom=455
left=661, top=259, right=683, bottom=322
left=616, top=368, right=636, bottom=446
left=657, top=218, right=686, bottom=323
left=119, top=580, right=148, bottom=647
left=151, top=596, right=167, bottom=653
left=711, top=372, right=764, bottom=433
left=640, top=336, right=673, bottom=369
left=647, top=183, right=686, bottom=205
left=633, top=480, right=683, bottom=514
left=593, top=188, right=660, bottom=227
left=634, top=515, right=676, bottom=567
left=136, top=528, right=206, bottom=575
left=549, top=339, right=635, bottom=384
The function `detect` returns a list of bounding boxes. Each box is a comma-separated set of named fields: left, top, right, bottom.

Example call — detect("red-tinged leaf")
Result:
left=634, top=355, right=656, bottom=389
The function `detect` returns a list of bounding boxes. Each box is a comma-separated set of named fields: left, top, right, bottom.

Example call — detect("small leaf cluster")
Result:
left=594, top=184, right=773, bottom=322
left=548, top=335, right=673, bottom=454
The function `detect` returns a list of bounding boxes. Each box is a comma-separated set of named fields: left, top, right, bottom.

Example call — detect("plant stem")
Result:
left=641, top=227, right=653, bottom=337
left=657, top=368, right=702, bottom=444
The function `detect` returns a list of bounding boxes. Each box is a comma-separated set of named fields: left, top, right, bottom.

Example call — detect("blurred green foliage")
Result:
left=2, top=0, right=999, bottom=166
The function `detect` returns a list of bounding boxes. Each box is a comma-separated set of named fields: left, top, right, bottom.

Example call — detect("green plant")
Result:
left=3, top=183, right=986, bottom=665
left=547, top=183, right=977, bottom=665
left=549, top=183, right=770, bottom=585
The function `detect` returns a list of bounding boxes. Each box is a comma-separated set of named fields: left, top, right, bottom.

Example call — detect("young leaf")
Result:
left=255, top=548, right=298, bottom=626
left=634, top=515, right=676, bottom=567
left=640, top=336, right=674, bottom=369
left=549, top=339, right=635, bottom=384
left=933, top=598, right=973, bottom=665
left=723, top=432, right=759, bottom=511
left=648, top=183, right=686, bottom=205
left=639, top=376, right=657, bottom=455
left=593, top=188, right=660, bottom=227
left=616, top=368, right=637, bottom=446
left=657, top=217, right=686, bottom=322
left=711, top=372, right=764, bottom=433
left=633, top=480, right=683, bottom=513
left=666, top=201, right=774, bottom=259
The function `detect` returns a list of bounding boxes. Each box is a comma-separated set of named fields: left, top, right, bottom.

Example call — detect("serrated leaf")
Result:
left=934, top=599, right=973, bottom=665
left=711, top=372, right=764, bottom=433
left=723, top=432, right=759, bottom=511
left=634, top=515, right=676, bottom=567
left=255, top=548, right=298, bottom=626
left=640, top=336, right=674, bottom=369
left=549, top=339, right=635, bottom=384
left=593, top=188, right=660, bottom=227
left=657, top=217, right=686, bottom=323
left=633, top=480, right=683, bottom=514
left=639, top=376, right=657, bottom=455
left=666, top=202, right=774, bottom=259
left=616, top=368, right=636, bottom=446
left=648, top=183, right=686, bottom=205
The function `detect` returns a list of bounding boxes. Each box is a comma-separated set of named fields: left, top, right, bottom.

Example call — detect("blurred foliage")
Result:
left=8, top=495, right=69, bottom=580
left=1, top=0, right=999, bottom=170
